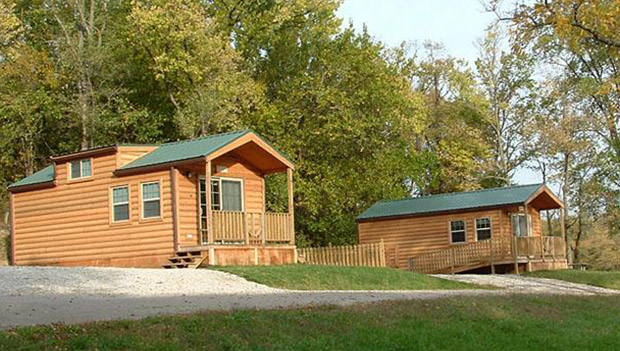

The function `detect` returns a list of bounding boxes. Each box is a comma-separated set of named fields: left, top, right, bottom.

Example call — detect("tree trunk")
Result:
left=573, top=179, right=583, bottom=262
left=561, top=153, right=570, bottom=260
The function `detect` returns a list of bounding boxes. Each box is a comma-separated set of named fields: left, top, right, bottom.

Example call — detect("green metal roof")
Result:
left=8, top=165, right=55, bottom=189
left=120, top=130, right=250, bottom=171
left=357, top=184, right=544, bottom=221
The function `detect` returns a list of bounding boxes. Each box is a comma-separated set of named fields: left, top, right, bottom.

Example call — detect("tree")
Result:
left=492, top=0, right=620, bottom=180
left=532, top=78, right=597, bottom=260
left=251, top=28, right=425, bottom=245
left=128, top=0, right=264, bottom=138
left=409, top=42, right=492, bottom=194
left=475, top=27, right=537, bottom=186
left=492, top=0, right=620, bottom=263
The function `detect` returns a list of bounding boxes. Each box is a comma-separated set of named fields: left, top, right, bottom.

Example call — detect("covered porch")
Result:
left=171, top=132, right=295, bottom=258
left=408, top=185, right=568, bottom=274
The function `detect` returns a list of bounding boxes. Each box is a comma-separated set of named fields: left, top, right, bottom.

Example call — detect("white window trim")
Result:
left=141, top=181, right=162, bottom=219
left=200, top=176, right=245, bottom=212
left=68, top=158, right=93, bottom=180
left=111, top=185, right=130, bottom=223
left=450, top=219, right=467, bottom=244
left=475, top=217, right=492, bottom=241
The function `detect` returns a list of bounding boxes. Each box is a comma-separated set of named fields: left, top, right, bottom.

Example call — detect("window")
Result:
left=476, top=218, right=491, bottom=241
left=70, top=159, right=91, bottom=179
left=221, top=179, right=242, bottom=211
left=112, top=186, right=130, bottom=222
left=512, top=214, right=531, bottom=237
left=199, top=177, right=243, bottom=212
left=450, top=220, right=466, bottom=244
left=141, top=182, right=161, bottom=219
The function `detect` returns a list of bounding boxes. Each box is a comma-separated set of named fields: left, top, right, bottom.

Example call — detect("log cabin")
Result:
left=357, top=184, right=568, bottom=274
left=8, top=130, right=296, bottom=268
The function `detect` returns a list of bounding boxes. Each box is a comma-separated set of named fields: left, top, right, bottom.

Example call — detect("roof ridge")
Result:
left=377, top=183, right=544, bottom=205
left=160, top=129, right=249, bottom=147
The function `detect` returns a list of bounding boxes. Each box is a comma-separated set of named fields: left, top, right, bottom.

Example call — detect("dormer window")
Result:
left=70, top=159, right=92, bottom=179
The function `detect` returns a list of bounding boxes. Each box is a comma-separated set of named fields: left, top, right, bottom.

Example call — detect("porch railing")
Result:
left=408, top=236, right=566, bottom=274
left=209, top=211, right=294, bottom=245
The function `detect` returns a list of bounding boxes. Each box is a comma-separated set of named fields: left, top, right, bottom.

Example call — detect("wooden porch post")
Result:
left=170, top=167, right=180, bottom=252
left=287, top=168, right=295, bottom=246
left=205, top=160, right=213, bottom=244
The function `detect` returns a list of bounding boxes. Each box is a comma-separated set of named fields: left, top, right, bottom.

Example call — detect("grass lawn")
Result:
left=526, top=269, right=620, bottom=290
left=211, top=264, right=480, bottom=290
left=2, top=295, right=620, bottom=350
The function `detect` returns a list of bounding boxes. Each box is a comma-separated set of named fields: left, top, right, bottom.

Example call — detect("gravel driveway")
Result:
left=434, top=274, right=620, bottom=295
left=0, top=267, right=616, bottom=329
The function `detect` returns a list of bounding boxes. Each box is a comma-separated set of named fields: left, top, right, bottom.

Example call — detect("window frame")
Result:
left=67, top=158, right=93, bottom=182
left=475, top=217, right=492, bottom=241
left=200, top=176, right=245, bottom=212
left=449, top=219, right=467, bottom=244
left=140, top=181, right=162, bottom=220
left=110, top=185, right=131, bottom=224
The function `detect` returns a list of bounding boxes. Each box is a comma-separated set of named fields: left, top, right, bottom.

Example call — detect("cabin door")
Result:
left=511, top=214, right=531, bottom=237
left=198, top=176, right=244, bottom=245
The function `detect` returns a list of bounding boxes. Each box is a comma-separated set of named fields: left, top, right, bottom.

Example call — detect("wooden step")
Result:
left=176, top=250, right=203, bottom=257
left=162, top=250, right=208, bottom=269
left=162, top=262, right=191, bottom=269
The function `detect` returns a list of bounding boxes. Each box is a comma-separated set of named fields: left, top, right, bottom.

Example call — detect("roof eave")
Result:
left=8, top=180, right=56, bottom=193
left=114, top=156, right=207, bottom=176
left=356, top=202, right=526, bottom=223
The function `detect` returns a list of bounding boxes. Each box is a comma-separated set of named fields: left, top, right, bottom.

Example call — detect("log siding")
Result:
left=358, top=207, right=543, bottom=270
left=12, top=151, right=174, bottom=267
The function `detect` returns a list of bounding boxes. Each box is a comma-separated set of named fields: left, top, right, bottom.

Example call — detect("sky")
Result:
left=336, top=0, right=542, bottom=186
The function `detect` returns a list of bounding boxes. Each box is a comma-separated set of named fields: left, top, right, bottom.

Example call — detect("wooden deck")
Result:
left=407, top=236, right=566, bottom=274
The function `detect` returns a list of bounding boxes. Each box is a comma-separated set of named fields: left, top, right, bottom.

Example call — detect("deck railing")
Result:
left=408, top=236, right=566, bottom=274
left=209, top=211, right=294, bottom=245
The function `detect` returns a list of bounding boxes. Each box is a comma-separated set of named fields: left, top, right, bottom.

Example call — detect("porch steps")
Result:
left=162, top=249, right=207, bottom=269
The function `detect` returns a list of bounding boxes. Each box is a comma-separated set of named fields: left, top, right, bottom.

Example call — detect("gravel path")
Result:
left=0, top=267, right=616, bottom=329
left=434, top=274, right=620, bottom=295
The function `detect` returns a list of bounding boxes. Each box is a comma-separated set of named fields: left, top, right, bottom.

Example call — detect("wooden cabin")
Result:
left=357, top=184, right=568, bottom=274
left=8, top=130, right=296, bottom=268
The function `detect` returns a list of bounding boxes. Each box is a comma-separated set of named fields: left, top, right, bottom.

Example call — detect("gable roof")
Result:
left=8, top=165, right=55, bottom=190
left=357, top=184, right=551, bottom=221
left=119, top=130, right=292, bottom=172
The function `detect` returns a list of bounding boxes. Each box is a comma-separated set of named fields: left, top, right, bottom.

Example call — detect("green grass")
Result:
left=526, top=269, right=620, bottom=290
left=211, top=264, right=480, bottom=290
left=2, top=295, right=620, bottom=350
